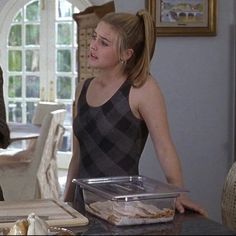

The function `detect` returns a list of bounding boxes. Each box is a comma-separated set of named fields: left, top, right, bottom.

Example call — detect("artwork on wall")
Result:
left=146, top=0, right=217, bottom=36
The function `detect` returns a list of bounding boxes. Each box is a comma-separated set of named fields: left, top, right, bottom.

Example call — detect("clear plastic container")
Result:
left=73, top=175, right=188, bottom=226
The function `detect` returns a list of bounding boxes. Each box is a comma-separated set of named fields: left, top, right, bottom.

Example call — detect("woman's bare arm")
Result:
left=130, top=76, right=207, bottom=217
left=63, top=80, right=85, bottom=202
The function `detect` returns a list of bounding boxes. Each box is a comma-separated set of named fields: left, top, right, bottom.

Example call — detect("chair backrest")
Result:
left=32, top=101, right=66, bottom=125
left=26, top=101, right=66, bottom=151
left=35, top=109, right=66, bottom=199
left=0, top=109, right=66, bottom=201
left=221, top=162, right=236, bottom=231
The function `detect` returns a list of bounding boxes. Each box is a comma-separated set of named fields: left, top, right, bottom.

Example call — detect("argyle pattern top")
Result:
left=73, top=78, right=148, bottom=178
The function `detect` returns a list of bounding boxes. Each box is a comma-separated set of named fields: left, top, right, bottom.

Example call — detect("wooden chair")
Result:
left=0, top=101, right=66, bottom=153
left=0, top=109, right=66, bottom=201
left=25, top=101, right=66, bottom=151
left=221, top=161, right=236, bottom=231
left=32, top=101, right=66, bottom=125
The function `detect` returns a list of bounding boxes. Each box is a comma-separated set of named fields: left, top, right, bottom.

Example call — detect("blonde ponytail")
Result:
left=101, top=10, right=156, bottom=87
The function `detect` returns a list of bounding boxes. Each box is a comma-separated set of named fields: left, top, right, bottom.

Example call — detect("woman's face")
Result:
left=88, top=21, right=120, bottom=70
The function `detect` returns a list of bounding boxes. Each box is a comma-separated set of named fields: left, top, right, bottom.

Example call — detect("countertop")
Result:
left=67, top=211, right=236, bottom=235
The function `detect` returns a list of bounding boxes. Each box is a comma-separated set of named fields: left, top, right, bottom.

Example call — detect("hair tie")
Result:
left=136, top=10, right=145, bottom=18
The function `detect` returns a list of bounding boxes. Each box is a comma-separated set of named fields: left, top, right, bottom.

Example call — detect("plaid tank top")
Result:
left=73, top=78, right=148, bottom=178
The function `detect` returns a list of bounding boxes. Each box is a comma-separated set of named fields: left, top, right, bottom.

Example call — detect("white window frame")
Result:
left=0, top=0, right=93, bottom=169
left=0, top=0, right=92, bottom=100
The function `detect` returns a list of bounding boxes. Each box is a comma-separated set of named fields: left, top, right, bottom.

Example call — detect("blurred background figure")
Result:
left=0, top=66, right=10, bottom=149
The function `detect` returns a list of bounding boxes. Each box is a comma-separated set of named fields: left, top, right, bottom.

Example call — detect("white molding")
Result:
left=0, top=0, right=29, bottom=72
left=0, top=0, right=93, bottom=72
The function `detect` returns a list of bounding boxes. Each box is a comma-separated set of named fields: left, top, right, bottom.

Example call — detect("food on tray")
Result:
left=7, top=213, right=49, bottom=235
left=27, top=213, right=49, bottom=235
left=86, top=200, right=175, bottom=226
left=7, top=219, right=28, bottom=235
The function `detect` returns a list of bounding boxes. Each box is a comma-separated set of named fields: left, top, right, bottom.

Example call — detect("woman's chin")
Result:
left=88, top=62, right=99, bottom=69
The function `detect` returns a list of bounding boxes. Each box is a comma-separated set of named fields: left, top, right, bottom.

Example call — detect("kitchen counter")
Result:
left=68, top=210, right=236, bottom=235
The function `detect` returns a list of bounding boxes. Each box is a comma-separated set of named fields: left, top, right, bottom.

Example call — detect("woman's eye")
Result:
left=91, top=33, right=109, bottom=47
left=100, top=40, right=109, bottom=47
left=91, top=34, right=96, bottom=40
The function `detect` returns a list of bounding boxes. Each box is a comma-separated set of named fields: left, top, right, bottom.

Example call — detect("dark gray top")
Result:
left=73, top=78, right=148, bottom=178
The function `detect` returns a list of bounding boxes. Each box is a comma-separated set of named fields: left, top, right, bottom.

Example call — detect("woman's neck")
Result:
left=96, top=69, right=126, bottom=87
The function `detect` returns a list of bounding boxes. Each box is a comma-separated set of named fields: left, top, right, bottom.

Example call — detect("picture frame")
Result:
left=146, top=0, right=217, bottom=36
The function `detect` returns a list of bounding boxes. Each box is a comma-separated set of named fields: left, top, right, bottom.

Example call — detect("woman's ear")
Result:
left=124, top=48, right=134, bottom=61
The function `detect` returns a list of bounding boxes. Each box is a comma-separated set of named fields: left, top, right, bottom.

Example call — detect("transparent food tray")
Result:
left=73, top=175, right=188, bottom=201
left=73, top=176, right=188, bottom=226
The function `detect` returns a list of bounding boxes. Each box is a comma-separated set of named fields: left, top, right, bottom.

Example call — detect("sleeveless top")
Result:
left=73, top=78, right=148, bottom=178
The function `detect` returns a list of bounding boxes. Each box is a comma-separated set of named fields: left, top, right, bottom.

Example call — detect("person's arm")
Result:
left=138, top=78, right=184, bottom=187
left=63, top=80, right=85, bottom=202
left=0, top=66, right=10, bottom=149
left=132, top=75, right=207, bottom=217
left=63, top=137, right=80, bottom=202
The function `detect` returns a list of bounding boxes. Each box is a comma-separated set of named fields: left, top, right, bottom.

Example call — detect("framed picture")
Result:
left=146, top=0, right=217, bottom=36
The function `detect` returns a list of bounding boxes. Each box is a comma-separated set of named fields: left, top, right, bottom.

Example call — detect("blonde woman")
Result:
left=64, top=10, right=207, bottom=217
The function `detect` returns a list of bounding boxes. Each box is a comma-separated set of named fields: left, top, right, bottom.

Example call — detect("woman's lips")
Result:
left=88, top=53, right=98, bottom=62
left=89, top=53, right=98, bottom=61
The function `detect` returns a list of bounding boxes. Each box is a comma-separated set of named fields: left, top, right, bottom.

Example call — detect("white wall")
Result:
left=115, top=0, right=235, bottom=223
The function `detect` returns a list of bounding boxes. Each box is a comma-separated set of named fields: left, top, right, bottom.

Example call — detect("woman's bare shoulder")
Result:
left=132, top=75, right=162, bottom=98
left=130, top=75, right=164, bottom=118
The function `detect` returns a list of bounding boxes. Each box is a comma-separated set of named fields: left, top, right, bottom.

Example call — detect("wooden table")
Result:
left=8, top=122, right=41, bottom=142
left=0, top=199, right=88, bottom=228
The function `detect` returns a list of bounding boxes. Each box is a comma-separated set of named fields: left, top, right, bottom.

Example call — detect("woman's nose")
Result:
left=90, top=40, right=97, bottom=51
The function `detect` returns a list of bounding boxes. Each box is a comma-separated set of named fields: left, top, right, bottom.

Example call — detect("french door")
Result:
left=2, top=0, right=91, bottom=167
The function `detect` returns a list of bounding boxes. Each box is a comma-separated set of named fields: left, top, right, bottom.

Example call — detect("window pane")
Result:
left=8, top=76, right=22, bottom=97
left=57, top=23, right=72, bottom=45
left=8, top=50, right=22, bottom=71
left=26, top=101, right=37, bottom=123
left=57, top=49, right=71, bottom=72
left=25, top=0, right=40, bottom=21
left=8, top=25, right=22, bottom=46
left=57, top=76, right=71, bottom=99
left=59, top=103, right=72, bottom=152
left=26, top=75, right=40, bottom=98
left=64, top=104, right=72, bottom=126
left=60, top=129, right=71, bottom=151
left=26, top=24, right=39, bottom=45
left=13, top=10, right=22, bottom=23
left=6, top=0, right=78, bottom=157
left=74, top=6, right=80, bottom=14
left=57, top=0, right=72, bottom=19
left=26, top=50, right=39, bottom=71
left=8, top=102, right=22, bottom=122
